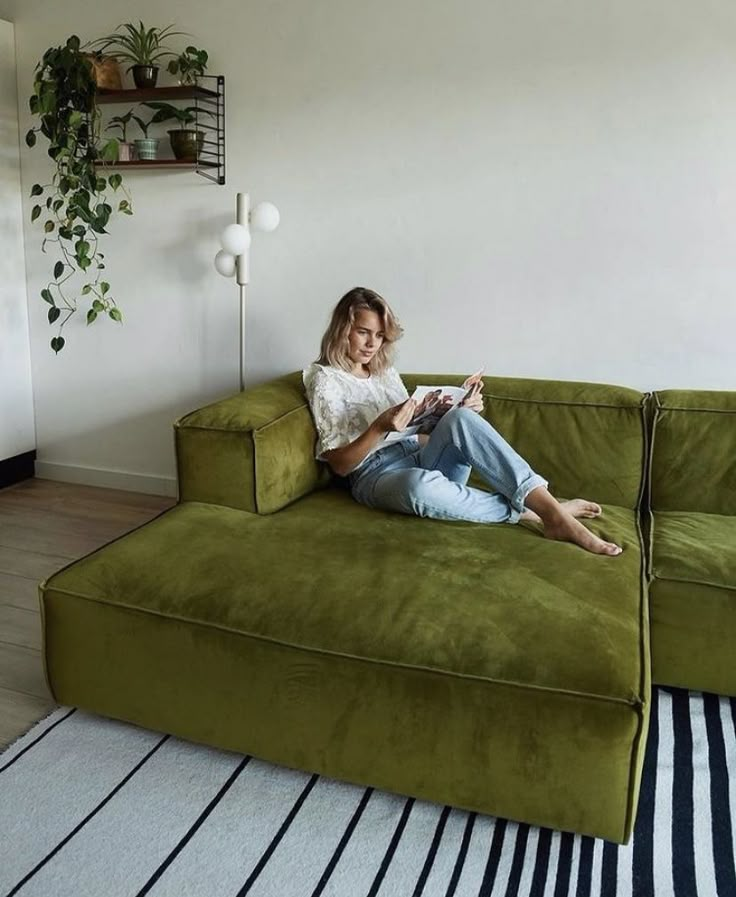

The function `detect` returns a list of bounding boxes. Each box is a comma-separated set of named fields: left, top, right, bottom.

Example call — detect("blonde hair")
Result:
left=316, top=287, right=404, bottom=375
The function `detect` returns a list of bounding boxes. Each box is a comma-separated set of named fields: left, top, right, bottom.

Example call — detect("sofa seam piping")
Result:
left=622, top=502, right=651, bottom=842
left=650, top=574, right=736, bottom=594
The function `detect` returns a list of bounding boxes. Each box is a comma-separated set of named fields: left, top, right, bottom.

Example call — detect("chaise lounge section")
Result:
left=41, top=372, right=657, bottom=842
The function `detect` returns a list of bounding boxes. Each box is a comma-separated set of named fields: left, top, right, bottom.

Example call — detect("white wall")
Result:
left=9, top=0, right=736, bottom=495
left=0, top=17, right=35, bottom=464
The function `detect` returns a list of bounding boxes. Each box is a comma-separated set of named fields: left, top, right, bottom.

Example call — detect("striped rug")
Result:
left=1, top=686, right=734, bottom=897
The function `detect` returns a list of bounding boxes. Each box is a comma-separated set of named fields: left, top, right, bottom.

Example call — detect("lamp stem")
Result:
left=236, top=192, right=250, bottom=391
left=239, top=283, right=246, bottom=392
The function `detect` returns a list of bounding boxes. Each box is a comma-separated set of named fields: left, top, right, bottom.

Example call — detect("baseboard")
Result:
left=0, top=450, right=36, bottom=489
left=34, top=461, right=178, bottom=498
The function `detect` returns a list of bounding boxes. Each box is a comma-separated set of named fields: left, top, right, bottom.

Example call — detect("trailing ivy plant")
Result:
left=25, top=35, right=134, bottom=354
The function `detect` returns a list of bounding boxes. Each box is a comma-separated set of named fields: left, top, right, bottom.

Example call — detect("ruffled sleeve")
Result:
left=302, top=364, right=353, bottom=455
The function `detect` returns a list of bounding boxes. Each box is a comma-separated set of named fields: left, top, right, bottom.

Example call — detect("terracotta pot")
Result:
left=81, top=54, right=122, bottom=90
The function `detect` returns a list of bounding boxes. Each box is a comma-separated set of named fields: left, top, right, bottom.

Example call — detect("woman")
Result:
left=303, top=287, right=622, bottom=556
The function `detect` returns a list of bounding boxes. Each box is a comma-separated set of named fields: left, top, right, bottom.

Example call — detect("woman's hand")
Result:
left=411, top=389, right=453, bottom=422
left=460, top=381, right=484, bottom=414
left=462, top=367, right=485, bottom=391
left=372, top=398, right=417, bottom=434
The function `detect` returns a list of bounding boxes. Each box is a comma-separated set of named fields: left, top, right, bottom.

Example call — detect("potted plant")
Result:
left=25, top=35, right=132, bottom=354
left=142, top=101, right=215, bottom=161
left=132, top=113, right=158, bottom=161
left=167, top=45, right=208, bottom=85
left=80, top=49, right=122, bottom=89
left=84, top=22, right=188, bottom=89
left=106, top=110, right=136, bottom=161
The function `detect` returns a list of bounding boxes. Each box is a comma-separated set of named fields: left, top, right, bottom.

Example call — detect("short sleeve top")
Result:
left=302, top=362, right=412, bottom=470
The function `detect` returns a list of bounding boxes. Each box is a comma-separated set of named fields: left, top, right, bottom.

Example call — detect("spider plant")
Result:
left=84, top=23, right=188, bottom=87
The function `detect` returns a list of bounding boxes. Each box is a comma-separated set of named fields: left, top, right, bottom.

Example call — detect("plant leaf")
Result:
left=51, top=336, right=66, bottom=353
left=100, top=138, right=119, bottom=162
left=53, top=261, right=64, bottom=279
left=48, top=306, right=61, bottom=324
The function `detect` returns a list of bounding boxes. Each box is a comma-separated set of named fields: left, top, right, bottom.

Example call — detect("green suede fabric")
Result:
left=174, top=373, right=331, bottom=513
left=647, top=390, right=736, bottom=695
left=41, top=492, right=649, bottom=842
left=650, top=390, right=736, bottom=515
left=650, top=511, right=736, bottom=694
left=176, top=372, right=647, bottom=515
left=390, top=374, right=647, bottom=510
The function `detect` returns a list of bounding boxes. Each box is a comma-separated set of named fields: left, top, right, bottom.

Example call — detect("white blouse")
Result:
left=302, top=362, right=414, bottom=470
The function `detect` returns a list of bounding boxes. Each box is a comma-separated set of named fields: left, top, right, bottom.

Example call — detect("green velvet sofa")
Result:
left=38, top=373, right=735, bottom=845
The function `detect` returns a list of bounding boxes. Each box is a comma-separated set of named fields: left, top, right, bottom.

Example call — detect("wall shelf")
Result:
left=99, top=159, right=219, bottom=169
left=95, top=76, right=225, bottom=185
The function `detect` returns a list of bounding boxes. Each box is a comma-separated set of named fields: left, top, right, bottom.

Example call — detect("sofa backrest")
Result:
left=402, top=374, right=649, bottom=510
left=649, top=390, right=736, bottom=515
left=175, top=370, right=648, bottom=514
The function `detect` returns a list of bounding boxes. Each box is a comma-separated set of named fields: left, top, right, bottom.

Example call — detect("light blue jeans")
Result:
left=347, top=406, right=548, bottom=524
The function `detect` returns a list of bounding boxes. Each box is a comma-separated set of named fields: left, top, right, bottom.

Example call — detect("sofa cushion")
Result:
left=41, top=490, right=649, bottom=842
left=650, top=390, right=736, bottom=515
left=650, top=510, right=736, bottom=694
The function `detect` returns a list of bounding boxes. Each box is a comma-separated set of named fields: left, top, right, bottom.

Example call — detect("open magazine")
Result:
left=383, top=382, right=480, bottom=443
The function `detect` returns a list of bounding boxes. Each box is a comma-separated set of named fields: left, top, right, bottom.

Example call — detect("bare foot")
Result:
left=559, top=498, right=601, bottom=519
left=543, top=512, right=623, bottom=556
left=520, top=499, right=602, bottom=526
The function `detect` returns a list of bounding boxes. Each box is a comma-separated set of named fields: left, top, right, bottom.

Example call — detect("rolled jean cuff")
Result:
left=510, top=475, right=549, bottom=516
left=506, top=506, right=522, bottom=526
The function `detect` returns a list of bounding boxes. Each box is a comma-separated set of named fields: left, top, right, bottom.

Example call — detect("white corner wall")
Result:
left=0, top=17, right=35, bottom=464
left=8, top=0, right=736, bottom=495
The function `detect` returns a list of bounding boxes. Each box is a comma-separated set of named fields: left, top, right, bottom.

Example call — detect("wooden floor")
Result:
left=0, top=477, right=175, bottom=751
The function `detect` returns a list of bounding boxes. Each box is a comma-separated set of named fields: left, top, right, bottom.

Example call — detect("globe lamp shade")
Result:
left=220, top=223, right=251, bottom=255
left=250, top=202, right=280, bottom=233
left=214, top=250, right=236, bottom=277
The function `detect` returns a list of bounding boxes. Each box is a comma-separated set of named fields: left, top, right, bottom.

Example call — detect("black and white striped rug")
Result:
left=1, top=687, right=734, bottom=896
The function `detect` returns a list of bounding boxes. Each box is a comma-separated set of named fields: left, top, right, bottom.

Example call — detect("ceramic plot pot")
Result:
left=168, top=129, right=205, bottom=162
left=134, top=138, right=160, bottom=161
left=131, top=65, right=159, bottom=89
left=116, top=141, right=135, bottom=162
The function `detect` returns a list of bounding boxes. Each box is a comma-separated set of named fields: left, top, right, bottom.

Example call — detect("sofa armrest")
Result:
left=174, top=372, right=331, bottom=514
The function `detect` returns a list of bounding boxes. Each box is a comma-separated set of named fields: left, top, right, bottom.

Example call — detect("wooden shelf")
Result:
left=96, top=85, right=219, bottom=104
left=98, top=159, right=219, bottom=169
left=95, top=76, right=226, bottom=184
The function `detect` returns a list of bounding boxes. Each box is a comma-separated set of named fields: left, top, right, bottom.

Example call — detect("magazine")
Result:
left=383, top=383, right=479, bottom=443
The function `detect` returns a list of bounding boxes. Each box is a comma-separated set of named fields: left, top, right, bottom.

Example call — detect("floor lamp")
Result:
left=214, top=192, right=280, bottom=391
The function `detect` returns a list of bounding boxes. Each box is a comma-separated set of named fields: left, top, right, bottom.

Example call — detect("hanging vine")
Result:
left=25, top=35, right=134, bottom=353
